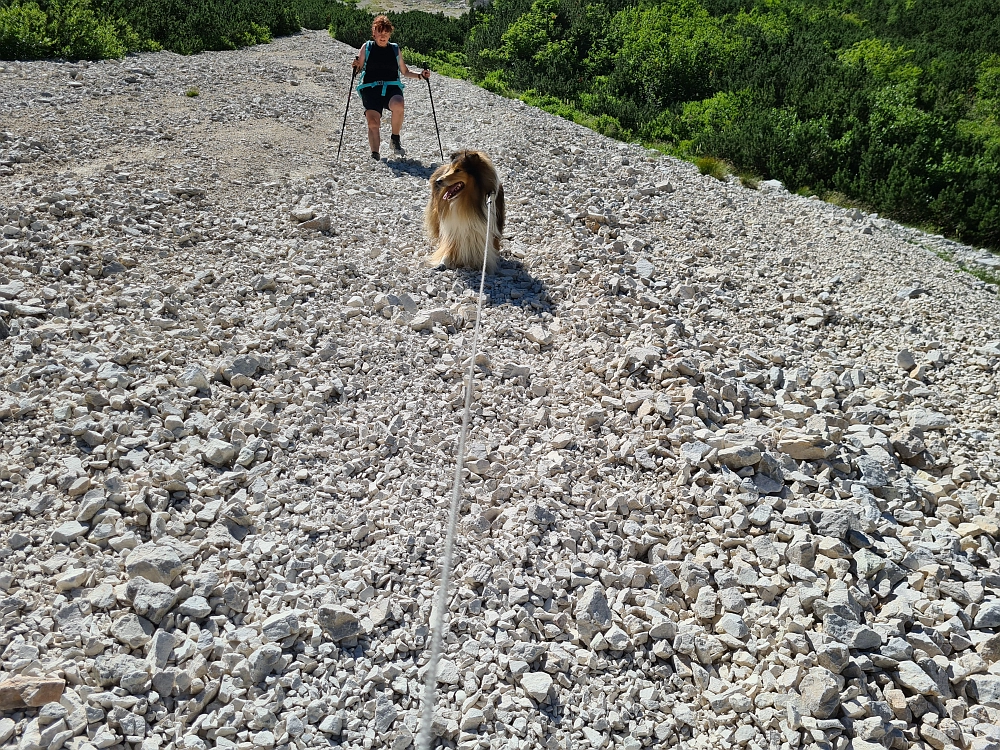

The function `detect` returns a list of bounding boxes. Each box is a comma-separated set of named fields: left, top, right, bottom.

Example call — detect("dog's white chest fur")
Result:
left=439, top=206, right=491, bottom=266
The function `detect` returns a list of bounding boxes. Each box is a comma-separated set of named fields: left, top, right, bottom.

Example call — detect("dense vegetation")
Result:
left=0, top=0, right=468, bottom=58
left=3, top=0, right=999, bottom=249
left=459, top=0, right=1000, bottom=249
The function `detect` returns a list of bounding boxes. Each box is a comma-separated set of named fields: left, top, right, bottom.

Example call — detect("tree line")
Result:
left=0, top=0, right=466, bottom=58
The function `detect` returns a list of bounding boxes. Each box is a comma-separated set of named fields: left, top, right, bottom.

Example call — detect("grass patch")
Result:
left=738, top=172, right=760, bottom=189
left=695, top=156, right=729, bottom=181
left=186, top=87, right=199, bottom=97
left=822, top=191, right=863, bottom=209
left=959, top=262, right=1000, bottom=288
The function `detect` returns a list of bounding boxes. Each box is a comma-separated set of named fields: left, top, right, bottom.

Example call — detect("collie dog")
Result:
left=425, top=150, right=506, bottom=274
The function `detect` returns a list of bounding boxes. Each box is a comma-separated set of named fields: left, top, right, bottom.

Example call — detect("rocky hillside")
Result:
left=3, top=29, right=1000, bottom=750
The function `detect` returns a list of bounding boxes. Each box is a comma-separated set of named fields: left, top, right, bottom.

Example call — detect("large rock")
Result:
left=177, top=365, right=211, bottom=391
left=408, top=308, right=454, bottom=332
left=974, top=599, right=1000, bottom=629
left=125, top=544, right=184, bottom=585
left=111, top=614, right=154, bottom=649
left=717, top=444, right=761, bottom=469
left=178, top=595, right=212, bottom=619
left=318, top=604, right=360, bottom=641
left=811, top=510, right=850, bottom=539
left=823, top=613, right=881, bottom=650
left=777, top=431, right=836, bottom=460
left=716, top=613, right=749, bottom=640
left=895, top=660, right=940, bottom=696
left=895, top=349, right=916, bottom=370
left=51, top=521, right=88, bottom=544
left=966, top=675, right=1000, bottom=707
left=678, top=562, right=711, bottom=598
left=0, top=676, right=65, bottom=710
left=0, top=718, right=14, bottom=744
left=300, top=214, right=331, bottom=231
left=222, top=353, right=268, bottom=381
left=520, top=672, right=553, bottom=702
left=977, top=633, right=1000, bottom=662
left=854, top=455, right=889, bottom=488
left=574, top=583, right=613, bottom=643
left=262, top=610, right=301, bottom=642
left=94, top=654, right=146, bottom=688
left=890, top=432, right=925, bottom=463
left=798, top=668, right=842, bottom=719
left=904, top=408, right=952, bottom=431
left=854, top=549, right=887, bottom=579
left=126, top=577, right=177, bottom=623
left=436, top=659, right=460, bottom=685
left=248, top=644, right=283, bottom=683
left=202, top=438, right=237, bottom=467
left=373, top=694, right=397, bottom=734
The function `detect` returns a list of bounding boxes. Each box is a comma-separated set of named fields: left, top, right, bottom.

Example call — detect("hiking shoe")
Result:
left=371, top=151, right=380, bottom=161
left=391, top=135, right=405, bottom=157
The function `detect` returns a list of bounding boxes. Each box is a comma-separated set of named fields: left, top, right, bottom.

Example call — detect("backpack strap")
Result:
left=356, top=41, right=406, bottom=97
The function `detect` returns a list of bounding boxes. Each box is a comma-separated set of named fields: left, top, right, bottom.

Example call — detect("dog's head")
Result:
left=432, top=150, right=499, bottom=203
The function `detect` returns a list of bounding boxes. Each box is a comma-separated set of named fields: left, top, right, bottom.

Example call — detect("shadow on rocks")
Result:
left=386, top=159, right=438, bottom=181
left=484, top=258, right=554, bottom=315
left=445, top=260, right=553, bottom=315
left=538, top=692, right=565, bottom=729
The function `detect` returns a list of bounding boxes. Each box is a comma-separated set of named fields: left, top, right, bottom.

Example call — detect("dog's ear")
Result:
left=469, top=152, right=498, bottom=197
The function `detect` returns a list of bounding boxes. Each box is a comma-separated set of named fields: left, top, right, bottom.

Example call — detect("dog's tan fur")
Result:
left=425, top=150, right=506, bottom=274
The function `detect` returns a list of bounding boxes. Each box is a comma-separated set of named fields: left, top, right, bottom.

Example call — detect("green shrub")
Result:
left=593, top=113, right=623, bottom=138
left=326, top=0, right=372, bottom=48
left=0, top=2, right=51, bottom=59
left=389, top=9, right=467, bottom=55
left=93, top=0, right=296, bottom=55
left=480, top=68, right=510, bottom=94
left=695, top=156, right=729, bottom=180
left=403, top=48, right=467, bottom=80
left=325, top=2, right=470, bottom=56
left=293, top=0, right=338, bottom=30
left=1, top=0, right=145, bottom=60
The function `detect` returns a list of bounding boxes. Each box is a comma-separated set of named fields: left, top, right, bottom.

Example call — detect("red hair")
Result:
left=372, top=15, right=393, bottom=35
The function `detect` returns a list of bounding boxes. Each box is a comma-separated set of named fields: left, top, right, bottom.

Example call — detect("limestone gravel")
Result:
left=3, top=28, right=1000, bottom=750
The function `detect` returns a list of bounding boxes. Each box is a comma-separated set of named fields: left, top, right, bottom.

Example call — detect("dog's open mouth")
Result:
left=442, top=182, right=465, bottom=200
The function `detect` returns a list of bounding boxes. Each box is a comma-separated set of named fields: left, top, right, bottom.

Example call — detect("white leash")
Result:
left=416, top=192, right=495, bottom=750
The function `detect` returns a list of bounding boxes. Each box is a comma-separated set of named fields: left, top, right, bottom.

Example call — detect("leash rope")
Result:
left=415, top=193, right=495, bottom=750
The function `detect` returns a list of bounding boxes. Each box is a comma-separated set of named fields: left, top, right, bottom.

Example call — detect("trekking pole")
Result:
left=426, top=74, right=444, bottom=161
left=337, top=68, right=358, bottom=162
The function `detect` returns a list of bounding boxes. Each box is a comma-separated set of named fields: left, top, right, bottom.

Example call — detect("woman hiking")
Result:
left=352, top=15, right=431, bottom=161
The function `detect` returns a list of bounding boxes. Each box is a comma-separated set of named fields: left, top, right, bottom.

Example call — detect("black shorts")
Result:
left=361, top=84, right=403, bottom=114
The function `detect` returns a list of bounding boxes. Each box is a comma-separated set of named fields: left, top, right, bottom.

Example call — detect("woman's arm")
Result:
left=351, top=43, right=366, bottom=73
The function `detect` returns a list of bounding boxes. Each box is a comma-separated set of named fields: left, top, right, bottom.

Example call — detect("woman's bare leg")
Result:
left=366, top=109, right=382, bottom=154
left=388, top=95, right=404, bottom=138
